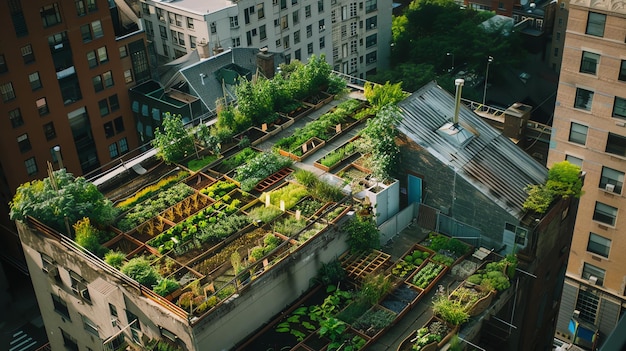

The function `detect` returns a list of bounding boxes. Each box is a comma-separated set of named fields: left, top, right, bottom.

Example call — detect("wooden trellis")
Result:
left=340, top=250, right=391, bottom=282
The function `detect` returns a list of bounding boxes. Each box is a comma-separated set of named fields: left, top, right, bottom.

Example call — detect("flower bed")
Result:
left=233, top=152, right=293, bottom=192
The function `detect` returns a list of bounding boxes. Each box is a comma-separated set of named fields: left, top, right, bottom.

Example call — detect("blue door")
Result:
left=408, top=175, right=422, bottom=205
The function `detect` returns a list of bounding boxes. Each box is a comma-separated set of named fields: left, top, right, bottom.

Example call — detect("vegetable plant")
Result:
left=411, top=262, right=444, bottom=289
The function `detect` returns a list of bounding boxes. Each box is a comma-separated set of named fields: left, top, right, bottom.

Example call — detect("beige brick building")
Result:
left=548, top=0, right=626, bottom=348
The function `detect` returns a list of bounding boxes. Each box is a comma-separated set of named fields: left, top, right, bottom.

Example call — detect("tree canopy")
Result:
left=10, top=169, right=118, bottom=233
left=371, top=0, right=525, bottom=92
left=152, top=113, right=196, bottom=164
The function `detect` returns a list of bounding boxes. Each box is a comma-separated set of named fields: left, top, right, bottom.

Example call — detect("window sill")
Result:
left=592, top=220, right=615, bottom=230
left=586, top=251, right=609, bottom=261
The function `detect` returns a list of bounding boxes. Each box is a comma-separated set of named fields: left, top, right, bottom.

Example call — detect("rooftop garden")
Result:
left=522, top=160, right=583, bottom=214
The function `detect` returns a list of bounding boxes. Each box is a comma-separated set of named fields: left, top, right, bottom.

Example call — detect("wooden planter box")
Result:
left=278, top=137, right=326, bottom=162
left=282, top=103, right=313, bottom=121
left=451, top=284, right=496, bottom=317
left=102, top=233, right=142, bottom=255
left=234, top=126, right=270, bottom=146
left=313, top=135, right=361, bottom=172
left=396, top=315, right=459, bottom=351
left=184, top=172, right=217, bottom=190
left=406, top=260, right=449, bottom=296
left=253, top=167, right=294, bottom=193
left=302, top=91, right=334, bottom=110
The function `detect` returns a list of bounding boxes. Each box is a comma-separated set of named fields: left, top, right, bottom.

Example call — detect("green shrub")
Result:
left=104, top=251, right=125, bottom=269
left=195, top=296, right=219, bottom=314
left=153, top=278, right=180, bottom=297
left=121, top=257, right=161, bottom=287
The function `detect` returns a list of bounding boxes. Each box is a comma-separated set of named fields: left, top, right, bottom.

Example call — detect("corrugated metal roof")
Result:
left=398, top=81, right=547, bottom=218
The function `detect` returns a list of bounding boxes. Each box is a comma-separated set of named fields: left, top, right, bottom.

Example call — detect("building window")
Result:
left=319, top=36, right=325, bottom=49
left=319, top=19, right=325, bottom=32
left=231, top=37, right=241, bottom=47
left=43, top=122, right=56, bottom=140
left=114, top=116, right=124, bottom=133
left=260, top=25, right=267, bottom=40
left=505, top=222, right=528, bottom=246
left=565, top=155, right=583, bottom=167
left=586, top=12, right=606, bottom=37
left=318, top=0, right=324, bottom=13
left=574, top=88, right=593, bottom=111
left=52, top=294, right=71, bottom=320
left=17, top=134, right=31, bottom=152
left=568, top=122, right=588, bottom=145
left=82, top=315, right=99, bottom=336
left=606, top=133, right=626, bottom=157
left=109, top=142, right=118, bottom=158
left=306, top=24, right=313, bottom=38
left=25, top=157, right=37, bottom=175
left=619, top=60, right=626, bottom=82
left=87, top=51, right=97, bottom=68
left=119, top=45, right=128, bottom=58
left=210, top=22, right=216, bottom=34
left=98, top=99, right=109, bottom=116
left=21, top=44, right=35, bottom=64
left=257, top=3, right=265, bottom=19
left=582, top=262, right=605, bottom=286
left=230, top=16, right=239, bottom=28
left=575, top=289, right=599, bottom=324
left=40, top=4, right=62, bottom=28
left=60, top=329, right=78, bottom=351
left=141, top=2, right=150, bottom=15
left=104, top=121, right=114, bottom=138
left=366, top=16, right=377, bottom=30
left=81, top=23, right=92, bottom=42
left=281, top=15, right=289, bottom=29
left=36, top=98, right=49, bottom=115
left=366, top=51, right=377, bottom=64
left=1, top=82, right=16, bottom=102
left=587, top=232, right=610, bottom=258
left=308, top=42, right=313, bottom=54
left=9, top=108, right=24, bottom=128
left=40, top=252, right=58, bottom=276
left=293, top=10, right=299, bottom=25
left=93, top=71, right=113, bottom=92
left=305, top=4, right=312, bottom=17
left=0, top=55, right=7, bottom=73
left=109, top=304, right=118, bottom=318
left=293, top=30, right=300, bottom=44
left=109, top=95, right=119, bottom=111
left=593, top=201, right=617, bottom=226
left=600, top=166, right=624, bottom=194
left=70, top=271, right=90, bottom=301
left=145, top=21, right=154, bottom=37
left=366, top=34, right=377, bottom=48
left=119, top=137, right=129, bottom=154
left=76, top=0, right=97, bottom=16
left=365, top=0, right=377, bottom=13
left=29, top=72, right=42, bottom=90
left=613, top=97, right=626, bottom=120
left=97, top=47, right=109, bottom=64
left=580, top=51, right=599, bottom=74
left=295, top=48, right=301, bottom=61
left=190, top=35, right=196, bottom=48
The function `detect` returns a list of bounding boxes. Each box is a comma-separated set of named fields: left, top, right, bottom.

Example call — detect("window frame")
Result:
left=1, top=82, right=16, bottom=102
left=587, top=232, right=611, bottom=258
left=612, top=96, right=626, bottom=120
left=580, top=51, right=600, bottom=75
left=40, top=4, right=62, bottom=28
left=43, top=122, right=57, bottom=141
left=9, top=108, right=24, bottom=128
left=606, top=133, right=626, bottom=157
left=25, top=157, right=37, bottom=176
left=568, top=122, right=588, bottom=145
left=586, top=12, right=606, bottom=37
left=17, top=133, right=32, bottom=153
left=582, top=262, right=606, bottom=286
left=28, top=72, right=42, bottom=90
left=599, top=166, right=624, bottom=194
left=574, top=87, right=594, bottom=111
left=36, top=97, right=49, bottom=116
left=592, top=201, right=617, bottom=226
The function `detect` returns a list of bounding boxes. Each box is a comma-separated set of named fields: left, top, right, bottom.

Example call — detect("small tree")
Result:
left=152, top=113, right=195, bottom=164
left=546, top=161, right=583, bottom=198
left=364, top=81, right=408, bottom=110
left=74, top=217, right=112, bottom=257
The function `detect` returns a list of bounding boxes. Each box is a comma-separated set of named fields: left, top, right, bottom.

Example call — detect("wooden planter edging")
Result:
left=253, top=167, right=294, bottom=193
left=406, top=261, right=450, bottom=297
left=396, top=315, right=459, bottom=351
left=302, top=91, right=334, bottom=110
left=281, top=104, right=313, bottom=121
left=234, top=127, right=271, bottom=146
left=313, top=135, right=361, bottom=172
left=277, top=137, right=326, bottom=162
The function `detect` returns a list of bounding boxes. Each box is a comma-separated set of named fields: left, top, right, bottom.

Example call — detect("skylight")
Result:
left=437, top=122, right=475, bottom=148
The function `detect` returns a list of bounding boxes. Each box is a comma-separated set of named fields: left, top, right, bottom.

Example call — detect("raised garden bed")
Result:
left=234, top=126, right=270, bottom=146
left=302, top=91, right=334, bottom=110
left=407, top=261, right=448, bottom=295
left=281, top=102, right=313, bottom=120
left=390, top=244, right=435, bottom=279
left=279, top=137, right=326, bottom=162
left=184, top=172, right=217, bottom=190
left=449, top=284, right=495, bottom=317
left=314, top=136, right=361, bottom=172
left=352, top=304, right=397, bottom=339
left=103, top=234, right=142, bottom=255
left=379, top=283, right=423, bottom=315
left=254, top=168, right=294, bottom=193
left=340, top=250, right=392, bottom=283
left=396, top=315, right=458, bottom=351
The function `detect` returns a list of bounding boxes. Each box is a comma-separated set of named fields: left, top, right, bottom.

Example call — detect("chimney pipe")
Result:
left=454, top=79, right=464, bottom=125
left=53, top=145, right=64, bottom=169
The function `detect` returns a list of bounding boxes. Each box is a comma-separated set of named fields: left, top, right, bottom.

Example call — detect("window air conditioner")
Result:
left=588, top=275, right=598, bottom=285
left=573, top=310, right=580, bottom=318
left=605, top=183, right=615, bottom=193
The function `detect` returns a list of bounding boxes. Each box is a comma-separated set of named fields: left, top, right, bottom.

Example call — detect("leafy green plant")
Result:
left=234, top=152, right=292, bottom=191
left=523, top=161, right=582, bottom=214
left=247, top=205, right=283, bottom=223
left=74, top=217, right=113, bottom=257
left=432, top=295, right=469, bottom=326
left=104, top=250, right=125, bottom=269
left=411, top=262, right=444, bottom=289
left=115, top=171, right=188, bottom=211
left=352, top=306, right=396, bottom=334
left=343, top=215, right=380, bottom=253
left=391, top=260, right=417, bottom=278
left=152, top=113, right=195, bottom=164
left=364, top=81, right=408, bottom=109
left=359, top=273, right=392, bottom=305
left=121, top=257, right=161, bottom=287
left=313, top=260, right=346, bottom=286
left=10, top=169, right=118, bottom=233
left=219, top=147, right=258, bottom=173
left=187, top=154, right=218, bottom=172
left=153, top=278, right=180, bottom=297
left=356, top=105, right=402, bottom=181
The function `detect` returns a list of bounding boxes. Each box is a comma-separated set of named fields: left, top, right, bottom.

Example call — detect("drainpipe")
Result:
left=454, top=78, right=464, bottom=126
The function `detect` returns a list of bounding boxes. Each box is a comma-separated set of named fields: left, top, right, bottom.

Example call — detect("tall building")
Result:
left=548, top=2, right=626, bottom=349
left=139, top=0, right=391, bottom=79
left=0, top=0, right=151, bottom=268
